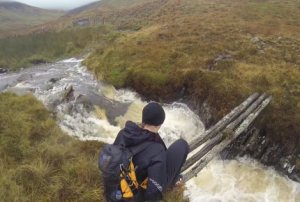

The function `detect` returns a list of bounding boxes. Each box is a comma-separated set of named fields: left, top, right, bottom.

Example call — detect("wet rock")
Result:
left=75, top=94, right=130, bottom=126
left=198, top=100, right=216, bottom=128
left=289, top=173, right=300, bottom=182
left=188, top=97, right=216, bottom=129
left=219, top=124, right=300, bottom=183
left=61, top=86, right=75, bottom=103
left=17, top=73, right=32, bottom=82
left=49, top=78, right=61, bottom=83
left=29, top=58, right=48, bottom=65
left=0, top=68, right=8, bottom=74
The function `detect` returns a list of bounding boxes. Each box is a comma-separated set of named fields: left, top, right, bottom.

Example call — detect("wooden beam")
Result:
left=181, top=96, right=272, bottom=185
left=182, top=93, right=267, bottom=173
left=189, top=92, right=260, bottom=152
left=181, top=134, right=223, bottom=172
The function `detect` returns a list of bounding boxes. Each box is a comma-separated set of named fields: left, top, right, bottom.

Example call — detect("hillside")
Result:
left=0, top=1, right=65, bottom=37
left=64, top=1, right=102, bottom=16
left=2, top=0, right=300, bottom=181
left=63, top=0, right=149, bottom=17
left=17, top=0, right=149, bottom=36
left=83, top=0, right=300, bottom=174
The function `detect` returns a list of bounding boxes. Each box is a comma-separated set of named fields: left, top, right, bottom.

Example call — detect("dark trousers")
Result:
left=165, top=139, right=190, bottom=190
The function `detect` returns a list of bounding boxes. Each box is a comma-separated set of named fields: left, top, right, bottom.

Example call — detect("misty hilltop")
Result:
left=0, top=1, right=65, bottom=36
left=64, top=1, right=101, bottom=16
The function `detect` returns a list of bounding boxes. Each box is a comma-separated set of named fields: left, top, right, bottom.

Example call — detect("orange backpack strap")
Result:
left=140, top=177, right=148, bottom=189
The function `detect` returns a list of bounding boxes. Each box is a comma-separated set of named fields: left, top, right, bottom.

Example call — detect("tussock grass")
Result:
left=83, top=0, right=300, bottom=152
left=0, top=92, right=105, bottom=201
left=0, top=92, right=188, bottom=202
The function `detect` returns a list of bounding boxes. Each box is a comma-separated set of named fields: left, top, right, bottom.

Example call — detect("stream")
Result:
left=1, top=58, right=299, bottom=202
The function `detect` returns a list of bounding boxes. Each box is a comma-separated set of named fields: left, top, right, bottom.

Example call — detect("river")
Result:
left=1, top=59, right=299, bottom=202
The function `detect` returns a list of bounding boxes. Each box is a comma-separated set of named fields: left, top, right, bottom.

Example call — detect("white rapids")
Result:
left=1, top=59, right=300, bottom=202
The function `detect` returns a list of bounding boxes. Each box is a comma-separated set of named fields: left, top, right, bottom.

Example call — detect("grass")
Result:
left=2, top=0, right=300, bottom=199
left=83, top=0, right=300, bottom=153
left=0, top=92, right=188, bottom=202
left=0, top=92, right=105, bottom=201
left=0, top=25, right=113, bottom=70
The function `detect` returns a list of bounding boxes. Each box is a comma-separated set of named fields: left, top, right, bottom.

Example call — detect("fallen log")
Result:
left=182, top=96, right=272, bottom=184
left=182, top=93, right=267, bottom=173
left=189, top=92, right=259, bottom=152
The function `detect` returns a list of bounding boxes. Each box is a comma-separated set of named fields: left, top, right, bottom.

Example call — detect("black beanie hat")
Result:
left=142, top=102, right=165, bottom=126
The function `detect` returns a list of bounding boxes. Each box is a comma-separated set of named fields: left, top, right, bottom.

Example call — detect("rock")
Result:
left=162, top=24, right=168, bottom=29
left=17, top=73, right=32, bottom=82
left=259, top=49, right=266, bottom=54
left=289, top=173, right=300, bottom=183
left=61, top=86, right=75, bottom=103
left=251, top=37, right=260, bottom=42
left=49, top=78, right=61, bottom=83
left=0, top=68, right=8, bottom=74
left=219, top=124, right=300, bottom=183
left=193, top=99, right=216, bottom=129
left=206, top=54, right=233, bottom=71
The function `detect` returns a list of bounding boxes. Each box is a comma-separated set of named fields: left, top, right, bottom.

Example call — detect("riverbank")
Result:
left=0, top=63, right=188, bottom=202
left=1, top=59, right=300, bottom=201
left=83, top=0, right=300, bottom=182
left=0, top=92, right=105, bottom=201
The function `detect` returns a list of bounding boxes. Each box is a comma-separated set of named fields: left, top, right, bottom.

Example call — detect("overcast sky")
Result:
left=4, top=0, right=100, bottom=10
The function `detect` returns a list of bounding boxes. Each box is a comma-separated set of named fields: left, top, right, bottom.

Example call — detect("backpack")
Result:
left=98, top=141, right=153, bottom=202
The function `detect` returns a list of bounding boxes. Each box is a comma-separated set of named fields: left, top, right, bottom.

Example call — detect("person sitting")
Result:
left=113, top=102, right=190, bottom=202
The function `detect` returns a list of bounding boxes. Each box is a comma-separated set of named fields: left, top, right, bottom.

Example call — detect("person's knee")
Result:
left=176, top=139, right=190, bottom=154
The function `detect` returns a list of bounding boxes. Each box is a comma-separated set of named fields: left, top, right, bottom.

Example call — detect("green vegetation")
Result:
left=83, top=0, right=300, bottom=152
left=0, top=92, right=105, bottom=201
left=2, top=0, right=300, bottom=200
left=0, top=93, right=187, bottom=201
left=0, top=26, right=112, bottom=70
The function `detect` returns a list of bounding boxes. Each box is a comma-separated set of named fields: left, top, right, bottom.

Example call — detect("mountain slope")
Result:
left=83, top=0, right=300, bottom=166
left=0, top=1, right=65, bottom=36
left=65, top=1, right=102, bottom=16
left=64, top=0, right=149, bottom=17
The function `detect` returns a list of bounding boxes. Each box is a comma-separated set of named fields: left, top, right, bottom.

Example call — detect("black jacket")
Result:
left=113, top=121, right=167, bottom=201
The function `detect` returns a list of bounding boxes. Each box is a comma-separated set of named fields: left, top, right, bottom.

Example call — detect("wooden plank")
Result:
left=189, top=92, right=260, bottom=152
left=182, top=93, right=267, bottom=173
left=181, top=96, right=272, bottom=185
left=181, top=134, right=223, bottom=172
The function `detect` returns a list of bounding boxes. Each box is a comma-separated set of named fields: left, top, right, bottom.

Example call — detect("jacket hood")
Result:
left=118, top=121, right=155, bottom=147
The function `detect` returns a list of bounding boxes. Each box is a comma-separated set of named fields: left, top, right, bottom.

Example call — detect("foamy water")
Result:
left=1, top=58, right=300, bottom=201
left=184, top=157, right=300, bottom=202
left=110, top=88, right=300, bottom=202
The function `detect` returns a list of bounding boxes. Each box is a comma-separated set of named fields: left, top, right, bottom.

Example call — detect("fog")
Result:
left=2, top=0, right=100, bottom=10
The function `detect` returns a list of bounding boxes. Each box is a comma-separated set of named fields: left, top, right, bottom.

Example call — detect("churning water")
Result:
left=1, top=59, right=299, bottom=201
